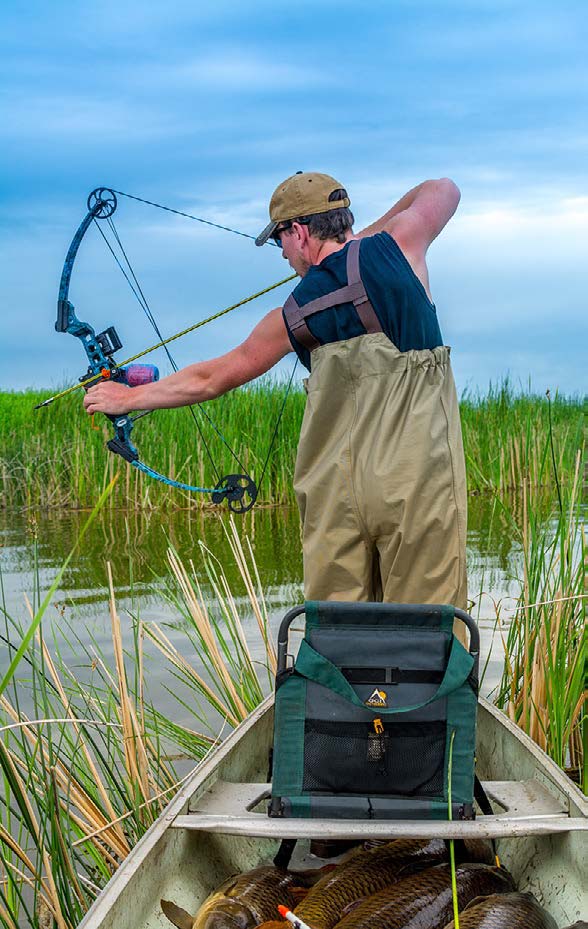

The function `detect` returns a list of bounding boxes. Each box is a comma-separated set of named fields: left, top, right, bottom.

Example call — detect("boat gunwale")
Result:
left=480, top=699, right=588, bottom=817
left=77, top=697, right=272, bottom=929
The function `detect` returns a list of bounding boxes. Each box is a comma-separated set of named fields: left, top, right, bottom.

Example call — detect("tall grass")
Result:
left=143, top=521, right=276, bottom=733
left=0, top=559, right=185, bottom=925
left=494, top=450, right=586, bottom=790
left=0, top=516, right=275, bottom=927
left=460, top=381, right=584, bottom=492
left=0, top=379, right=302, bottom=511
left=1, top=380, right=583, bottom=509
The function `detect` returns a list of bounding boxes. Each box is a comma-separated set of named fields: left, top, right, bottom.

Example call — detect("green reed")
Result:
left=492, top=451, right=586, bottom=790
left=0, top=509, right=276, bottom=926
left=460, top=380, right=584, bottom=493
left=1, top=380, right=583, bottom=510
left=0, top=492, right=183, bottom=926
left=0, top=380, right=303, bottom=511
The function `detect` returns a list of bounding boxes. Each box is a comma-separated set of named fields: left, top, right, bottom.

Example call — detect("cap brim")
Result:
left=255, top=220, right=278, bottom=247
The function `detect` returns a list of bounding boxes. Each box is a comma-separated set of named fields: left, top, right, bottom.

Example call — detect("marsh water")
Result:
left=0, top=499, right=521, bottom=734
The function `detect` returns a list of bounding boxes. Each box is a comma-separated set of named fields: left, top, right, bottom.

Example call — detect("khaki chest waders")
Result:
left=285, top=239, right=467, bottom=607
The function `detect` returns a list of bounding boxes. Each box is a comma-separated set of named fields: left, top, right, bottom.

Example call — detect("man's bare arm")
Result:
left=83, top=307, right=292, bottom=415
left=357, top=178, right=461, bottom=254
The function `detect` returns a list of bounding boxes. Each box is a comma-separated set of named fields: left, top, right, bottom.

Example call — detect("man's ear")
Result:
left=293, top=221, right=311, bottom=247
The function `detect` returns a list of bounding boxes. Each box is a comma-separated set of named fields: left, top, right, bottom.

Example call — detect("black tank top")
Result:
left=282, top=232, right=444, bottom=370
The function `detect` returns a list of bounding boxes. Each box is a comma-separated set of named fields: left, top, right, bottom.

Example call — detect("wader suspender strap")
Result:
left=283, top=239, right=383, bottom=352
left=346, top=238, right=382, bottom=335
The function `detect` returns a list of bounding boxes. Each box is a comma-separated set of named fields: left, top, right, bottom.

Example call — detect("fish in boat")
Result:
left=361, top=837, right=494, bottom=864
left=452, top=838, right=495, bottom=865
left=161, top=865, right=314, bottom=929
left=287, top=837, right=496, bottom=929
left=254, top=839, right=447, bottom=929
left=442, top=891, right=559, bottom=928
left=333, top=862, right=514, bottom=929
left=293, top=838, right=446, bottom=929
left=255, top=837, right=496, bottom=929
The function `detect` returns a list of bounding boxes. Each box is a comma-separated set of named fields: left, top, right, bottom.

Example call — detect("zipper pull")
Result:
left=368, top=718, right=386, bottom=765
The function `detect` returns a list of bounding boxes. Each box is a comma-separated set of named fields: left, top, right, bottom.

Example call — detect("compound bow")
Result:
left=52, top=187, right=262, bottom=513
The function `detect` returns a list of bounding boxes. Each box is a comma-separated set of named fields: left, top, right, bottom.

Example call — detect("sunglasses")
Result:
left=271, top=221, right=293, bottom=248
left=271, top=218, right=310, bottom=247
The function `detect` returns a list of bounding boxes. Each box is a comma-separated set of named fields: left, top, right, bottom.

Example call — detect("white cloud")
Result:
left=0, top=91, right=180, bottom=142
left=169, top=53, right=328, bottom=92
left=450, top=195, right=588, bottom=264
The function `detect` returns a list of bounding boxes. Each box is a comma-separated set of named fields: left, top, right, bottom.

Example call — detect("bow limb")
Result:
left=132, top=462, right=257, bottom=514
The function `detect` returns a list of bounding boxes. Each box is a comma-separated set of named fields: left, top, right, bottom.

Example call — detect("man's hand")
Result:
left=84, top=381, right=136, bottom=415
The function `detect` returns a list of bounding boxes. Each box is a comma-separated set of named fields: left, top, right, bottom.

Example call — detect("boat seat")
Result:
left=171, top=778, right=588, bottom=839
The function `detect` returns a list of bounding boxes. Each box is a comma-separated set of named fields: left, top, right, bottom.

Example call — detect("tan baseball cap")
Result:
left=255, top=171, right=350, bottom=246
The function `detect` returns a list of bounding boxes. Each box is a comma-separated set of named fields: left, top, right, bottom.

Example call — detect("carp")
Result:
left=442, top=892, right=558, bottom=928
left=255, top=838, right=497, bottom=929
left=161, top=866, right=311, bottom=929
left=333, top=862, right=514, bottom=929
left=292, top=839, right=454, bottom=929
left=453, top=838, right=495, bottom=865
left=362, top=837, right=495, bottom=865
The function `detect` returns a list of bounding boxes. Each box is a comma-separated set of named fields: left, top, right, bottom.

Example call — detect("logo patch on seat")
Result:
left=365, top=688, right=388, bottom=707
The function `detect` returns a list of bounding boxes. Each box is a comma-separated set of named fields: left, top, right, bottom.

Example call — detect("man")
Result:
left=84, top=172, right=467, bottom=608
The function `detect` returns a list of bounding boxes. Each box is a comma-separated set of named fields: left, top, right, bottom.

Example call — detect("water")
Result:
left=0, top=500, right=521, bottom=734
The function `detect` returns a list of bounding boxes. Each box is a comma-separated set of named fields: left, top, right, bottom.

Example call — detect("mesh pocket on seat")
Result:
left=302, top=719, right=446, bottom=797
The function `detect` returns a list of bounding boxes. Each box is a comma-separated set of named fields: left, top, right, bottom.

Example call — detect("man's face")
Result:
left=274, top=222, right=311, bottom=277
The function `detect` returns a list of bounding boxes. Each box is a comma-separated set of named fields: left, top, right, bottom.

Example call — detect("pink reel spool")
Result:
left=121, top=364, right=159, bottom=387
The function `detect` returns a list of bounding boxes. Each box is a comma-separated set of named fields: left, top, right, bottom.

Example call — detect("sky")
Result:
left=1, top=0, right=586, bottom=397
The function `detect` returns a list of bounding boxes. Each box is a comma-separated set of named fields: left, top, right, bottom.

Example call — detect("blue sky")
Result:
left=1, top=0, right=586, bottom=396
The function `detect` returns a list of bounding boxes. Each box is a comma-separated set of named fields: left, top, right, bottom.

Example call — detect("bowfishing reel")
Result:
left=212, top=474, right=258, bottom=514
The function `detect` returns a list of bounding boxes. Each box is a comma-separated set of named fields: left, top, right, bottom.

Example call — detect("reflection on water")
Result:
left=0, top=500, right=523, bottom=730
